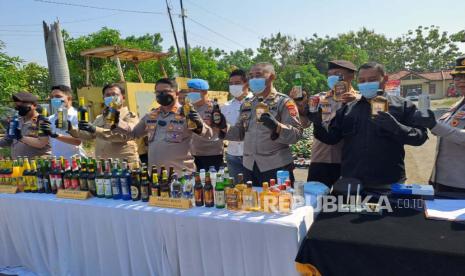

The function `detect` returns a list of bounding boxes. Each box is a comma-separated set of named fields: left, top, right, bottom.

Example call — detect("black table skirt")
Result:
left=295, top=206, right=465, bottom=276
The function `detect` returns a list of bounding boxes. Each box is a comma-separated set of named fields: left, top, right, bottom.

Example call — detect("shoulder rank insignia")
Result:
left=285, top=101, right=298, bottom=117
left=242, top=101, right=252, bottom=111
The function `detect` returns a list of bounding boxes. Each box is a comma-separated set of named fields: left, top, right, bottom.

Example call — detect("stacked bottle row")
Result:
left=0, top=158, right=298, bottom=213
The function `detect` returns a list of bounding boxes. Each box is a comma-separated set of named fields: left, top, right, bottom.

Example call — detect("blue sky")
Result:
left=1, top=0, right=465, bottom=66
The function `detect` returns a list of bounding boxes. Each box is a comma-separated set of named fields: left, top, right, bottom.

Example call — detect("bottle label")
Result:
left=87, top=179, right=96, bottom=192
left=131, top=186, right=139, bottom=199
left=37, top=178, right=44, bottom=190
left=104, top=179, right=112, bottom=196
left=64, top=178, right=71, bottom=189
left=279, top=195, right=292, bottom=213
left=50, top=176, right=56, bottom=189
left=243, top=194, right=253, bottom=209
left=204, top=190, right=214, bottom=205
left=55, top=177, right=62, bottom=189
left=160, top=191, right=169, bottom=198
left=111, top=178, right=120, bottom=195
left=71, top=179, right=79, bottom=189
left=120, top=178, right=129, bottom=195
left=96, top=179, right=104, bottom=196
left=226, top=193, right=238, bottom=209
left=215, top=190, right=225, bottom=206
left=79, top=179, right=88, bottom=190
left=30, top=178, right=38, bottom=191
left=194, top=189, right=203, bottom=202
left=151, top=187, right=159, bottom=197
left=43, top=178, right=50, bottom=192
left=141, top=186, right=149, bottom=199
left=263, top=195, right=279, bottom=213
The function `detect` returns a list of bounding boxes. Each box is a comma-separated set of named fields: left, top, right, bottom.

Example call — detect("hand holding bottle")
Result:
left=187, top=110, right=203, bottom=134
left=373, top=111, right=410, bottom=135
left=413, top=109, right=436, bottom=129
left=78, top=121, right=96, bottom=134
left=306, top=106, right=323, bottom=126
left=40, top=121, right=58, bottom=138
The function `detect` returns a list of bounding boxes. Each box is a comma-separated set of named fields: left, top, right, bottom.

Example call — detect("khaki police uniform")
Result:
left=301, top=91, right=346, bottom=164
left=117, top=104, right=214, bottom=175
left=0, top=113, right=51, bottom=159
left=190, top=100, right=224, bottom=156
left=300, top=88, right=359, bottom=185
left=69, top=106, right=139, bottom=163
left=225, top=89, right=303, bottom=174
left=430, top=97, right=465, bottom=189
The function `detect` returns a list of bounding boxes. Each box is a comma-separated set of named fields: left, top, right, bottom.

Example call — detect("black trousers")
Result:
left=193, top=155, right=224, bottom=172
left=244, top=162, right=295, bottom=187
left=307, top=162, right=341, bottom=187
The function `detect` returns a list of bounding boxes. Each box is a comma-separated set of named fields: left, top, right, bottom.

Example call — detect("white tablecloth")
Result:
left=0, top=193, right=314, bottom=276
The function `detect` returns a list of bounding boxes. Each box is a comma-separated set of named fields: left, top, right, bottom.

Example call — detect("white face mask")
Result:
left=229, top=84, right=244, bottom=98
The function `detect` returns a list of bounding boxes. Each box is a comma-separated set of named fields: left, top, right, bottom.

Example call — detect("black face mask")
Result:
left=156, top=92, right=174, bottom=106
left=15, top=105, right=31, bottom=116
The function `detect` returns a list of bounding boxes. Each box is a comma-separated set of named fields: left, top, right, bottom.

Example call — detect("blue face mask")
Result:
left=187, top=92, right=202, bottom=103
left=358, top=81, right=380, bottom=99
left=51, top=98, right=64, bottom=109
left=249, top=78, right=267, bottom=94
left=327, top=75, right=340, bottom=89
left=104, top=96, right=116, bottom=107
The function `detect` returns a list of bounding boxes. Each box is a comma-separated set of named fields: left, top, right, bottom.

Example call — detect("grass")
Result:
left=431, top=97, right=461, bottom=110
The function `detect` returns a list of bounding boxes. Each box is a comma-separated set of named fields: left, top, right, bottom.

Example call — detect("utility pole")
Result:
left=180, top=0, right=192, bottom=78
left=165, top=0, right=186, bottom=77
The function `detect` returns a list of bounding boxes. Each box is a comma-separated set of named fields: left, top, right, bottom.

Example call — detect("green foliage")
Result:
left=0, top=41, right=49, bottom=102
left=401, top=25, right=460, bottom=72
left=291, top=127, right=313, bottom=158
left=2, top=25, right=463, bottom=109
left=63, top=27, right=176, bottom=90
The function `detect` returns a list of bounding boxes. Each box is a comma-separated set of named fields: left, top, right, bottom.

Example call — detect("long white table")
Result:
left=0, top=193, right=314, bottom=276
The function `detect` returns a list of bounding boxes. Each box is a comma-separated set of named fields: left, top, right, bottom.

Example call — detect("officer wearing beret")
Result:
left=0, top=92, right=51, bottom=158
left=214, top=62, right=303, bottom=186
left=185, top=78, right=224, bottom=171
left=414, top=56, right=465, bottom=192
left=69, top=83, right=140, bottom=163
left=115, top=78, right=213, bottom=175
left=290, top=60, right=358, bottom=187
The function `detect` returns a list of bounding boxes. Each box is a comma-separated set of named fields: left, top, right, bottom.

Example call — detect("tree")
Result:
left=182, top=46, right=228, bottom=91
left=401, top=25, right=461, bottom=72
left=218, top=48, right=254, bottom=72
left=255, top=33, right=297, bottom=71
left=0, top=41, right=49, bottom=102
left=63, top=27, right=175, bottom=90
left=297, top=34, right=368, bottom=74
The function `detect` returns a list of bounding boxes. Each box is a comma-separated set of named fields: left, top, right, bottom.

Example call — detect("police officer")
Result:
left=69, top=83, right=140, bottom=163
left=308, top=62, right=428, bottom=189
left=291, top=60, right=358, bottom=187
left=414, top=56, right=465, bottom=193
left=215, top=62, right=303, bottom=186
left=185, top=78, right=224, bottom=171
left=116, top=78, right=213, bottom=175
left=0, top=92, right=51, bottom=158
